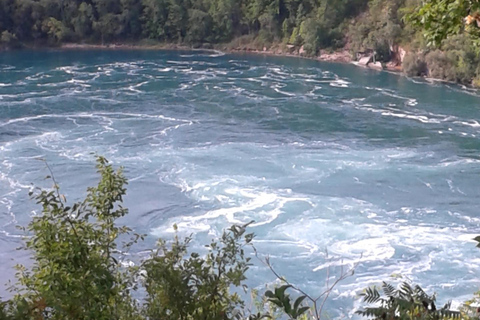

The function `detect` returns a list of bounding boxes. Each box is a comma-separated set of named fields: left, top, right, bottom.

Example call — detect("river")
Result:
left=1, top=49, right=480, bottom=316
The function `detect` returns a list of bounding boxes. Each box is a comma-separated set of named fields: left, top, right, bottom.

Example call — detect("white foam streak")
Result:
left=330, top=79, right=350, bottom=88
left=272, top=85, right=296, bottom=97
left=1, top=112, right=192, bottom=128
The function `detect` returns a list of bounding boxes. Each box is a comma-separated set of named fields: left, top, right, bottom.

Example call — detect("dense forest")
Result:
left=0, top=0, right=371, bottom=49
left=1, top=0, right=480, bottom=84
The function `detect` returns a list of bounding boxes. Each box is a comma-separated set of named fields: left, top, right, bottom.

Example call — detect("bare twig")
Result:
left=41, top=159, right=64, bottom=204
left=253, top=245, right=358, bottom=320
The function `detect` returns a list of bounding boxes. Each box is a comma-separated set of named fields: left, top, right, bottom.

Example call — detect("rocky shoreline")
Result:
left=0, top=41, right=406, bottom=77
left=60, top=42, right=354, bottom=63
left=218, top=44, right=405, bottom=75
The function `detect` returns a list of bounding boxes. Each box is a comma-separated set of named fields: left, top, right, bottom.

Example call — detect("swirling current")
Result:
left=1, top=49, right=480, bottom=316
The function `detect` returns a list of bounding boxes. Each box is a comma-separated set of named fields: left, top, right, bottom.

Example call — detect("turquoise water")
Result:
left=1, top=49, right=480, bottom=315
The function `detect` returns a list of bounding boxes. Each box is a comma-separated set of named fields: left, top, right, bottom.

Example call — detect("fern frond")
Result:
left=436, top=308, right=461, bottom=319
left=361, top=286, right=382, bottom=304
left=356, top=306, right=389, bottom=319
left=413, top=284, right=432, bottom=301
left=382, top=281, right=396, bottom=298
left=399, top=281, right=413, bottom=299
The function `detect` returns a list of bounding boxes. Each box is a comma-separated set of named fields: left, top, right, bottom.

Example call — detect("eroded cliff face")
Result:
left=385, top=45, right=407, bottom=71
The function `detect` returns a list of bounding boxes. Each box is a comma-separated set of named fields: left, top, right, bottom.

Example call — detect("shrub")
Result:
left=0, top=31, right=19, bottom=49
left=357, top=281, right=460, bottom=320
left=141, top=223, right=255, bottom=320
left=0, top=157, right=262, bottom=320
left=402, top=52, right=427, bottom=76
left=5, top=157, right=141, bottom=320
left=425, top=50, right=457, bottom=81
left=472, top=77, right=480, bottom=88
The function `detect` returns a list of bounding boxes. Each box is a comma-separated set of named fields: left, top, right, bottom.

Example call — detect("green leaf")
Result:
left=293, top=295, right=306, bottom=311
left=297, top=306, right=310, bottom=316
left=265, top=290, right=275, bottom=298
left=473, top=235, right=480, bottom=248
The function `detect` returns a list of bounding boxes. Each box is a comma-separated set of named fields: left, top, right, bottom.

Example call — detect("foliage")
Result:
left=141, top=223, right=255, bottom=320
left=42, top=18, right=70, bottom=43
left=348, top=0, right=404, bottom=60
left=0, top=0, right=365, bottom=50
left=257, top=250, right=356, bottom=320
left=0, top=157, right=265, bottom=320
left=4, top=157, right=142, bottom=320
left=357, top=232, right=480, bottom=319
left=0, top=30, right=18, bottom=47
left=357, top=281, right=461, bottom=320
left=402, top=52, right=427, bottom=76
left=406, top=0, right=480, bottom=47
left=265, top=285, right=309, bottom=319
left=1, top=0, right=480, bottom=85
left=423, top=34, right=480, bottom=83
left=0, top=157, right=285, bottom=320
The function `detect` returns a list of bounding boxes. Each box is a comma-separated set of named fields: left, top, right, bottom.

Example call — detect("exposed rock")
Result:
left=389, top=45, right=406, bottom=65
left=358, top=55, right=372, bottom=66
left=356, top=50, right=373, bottom=61
left=398, top=47, right=406, bottom=63
left=368, top=61, right=383, bottom=70
left=386, top=61, right=402, bottom=72
left=299, top=45, right=305, bottom=55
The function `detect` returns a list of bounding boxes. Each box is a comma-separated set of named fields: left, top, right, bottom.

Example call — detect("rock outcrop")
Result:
left=354, top=53, right=384, bottom=70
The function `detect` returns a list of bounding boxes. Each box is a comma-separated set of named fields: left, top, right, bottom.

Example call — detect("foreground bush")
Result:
left=0, top=157, right=475, bottom=320
left=3, top=157, right=141, bottom=320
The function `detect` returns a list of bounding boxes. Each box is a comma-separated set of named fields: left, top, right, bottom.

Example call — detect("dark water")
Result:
left=1, top=49, right=480, bottom=316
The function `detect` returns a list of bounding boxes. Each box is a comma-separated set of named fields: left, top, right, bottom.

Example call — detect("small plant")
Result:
left=357, top=281, right=461, bottom=320
left=257, top=249, right=356, bottom=320
left=265, top=285, right=309, bottom=319
left=141, top=222, right=256, bottom=320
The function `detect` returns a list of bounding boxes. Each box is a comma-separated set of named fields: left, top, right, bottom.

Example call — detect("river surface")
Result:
left=1, top=50, right=480, bottom=316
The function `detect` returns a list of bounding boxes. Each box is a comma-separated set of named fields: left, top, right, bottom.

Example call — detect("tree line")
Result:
left=0, top=0, right=367, bottom=53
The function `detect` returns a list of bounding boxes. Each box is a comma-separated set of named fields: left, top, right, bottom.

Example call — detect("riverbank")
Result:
left=58, top=41, right=403, bottom=75
left=54, top=42, right=478, bottom=88
left=58, top=42, right=467, bottom=89
left=2, top=40, right=407, bottom=80
left=60, top=42, right=353, bottom=62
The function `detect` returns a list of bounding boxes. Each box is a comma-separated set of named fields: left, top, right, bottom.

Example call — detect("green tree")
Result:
left=0, top=0, right=15, bottom=33
left=407, top=0, right=479, bottom=47
left=164, top=0, right=188, bottom=41
left=11, top=0, right=36, bottom=41
left=6, top=157, right=141, bottom=320
left=72, top=2, right=94, bottom=39
left=0, top=30, right=18, bottom=47
left=92, top=0, right=125, bottom=43
left=187, top=8, right=214, bottom=43
left=0, top=157, right=270, bottom=320
left=141, top=0, right=170, bottom=40
left=120, top=0, right=143, bottom=38
left=42, top=17, right=69, bottom=42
